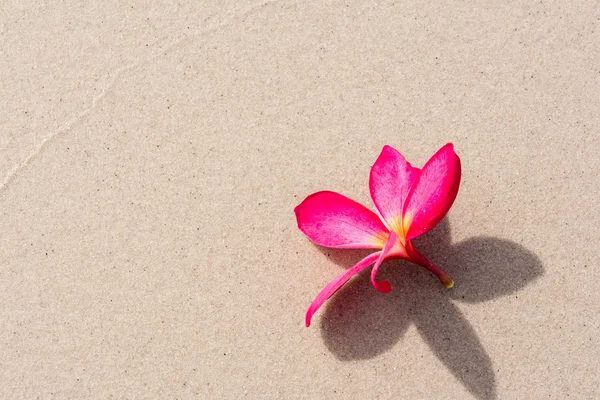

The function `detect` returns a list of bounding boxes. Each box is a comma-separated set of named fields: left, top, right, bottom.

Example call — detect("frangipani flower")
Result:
left=295, top=143, right=461, bottom=327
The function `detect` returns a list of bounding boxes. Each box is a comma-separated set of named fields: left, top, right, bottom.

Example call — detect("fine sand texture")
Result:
left=1, top=2, right=599, bottom=399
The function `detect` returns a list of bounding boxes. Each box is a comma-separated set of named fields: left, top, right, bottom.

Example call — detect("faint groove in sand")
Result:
left=0, top=63, right=136, bottom=192
left=0, top=0, right=286, bottom=192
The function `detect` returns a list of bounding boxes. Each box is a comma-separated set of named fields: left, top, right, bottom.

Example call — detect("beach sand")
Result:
left=1, top=2, right=599, bottom=399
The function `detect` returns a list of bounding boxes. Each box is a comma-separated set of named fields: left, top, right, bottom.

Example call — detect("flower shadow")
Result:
left=318, top=219, right=544, bottom=400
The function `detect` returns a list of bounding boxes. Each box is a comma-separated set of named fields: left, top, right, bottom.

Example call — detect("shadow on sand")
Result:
left=316, top=219, right=543, bottom=400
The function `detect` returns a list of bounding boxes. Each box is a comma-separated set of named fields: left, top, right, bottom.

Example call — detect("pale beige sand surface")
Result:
left=1, top=1, right=599, bottom=399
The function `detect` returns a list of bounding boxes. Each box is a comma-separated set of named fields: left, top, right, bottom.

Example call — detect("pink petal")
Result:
left=406, top=240, right=454, bottom=288
left=370, top=231, right=400, bottom=293
left=403, top=143, right=461, bottom=240
left=295, top=191, right=389, bottom=249
left=305, top=252, right=381, bottom=327
left=369, top=146, right=421, bottom=236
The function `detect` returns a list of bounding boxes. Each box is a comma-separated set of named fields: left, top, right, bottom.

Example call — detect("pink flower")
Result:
left=295, top=143, right=461, bottom=327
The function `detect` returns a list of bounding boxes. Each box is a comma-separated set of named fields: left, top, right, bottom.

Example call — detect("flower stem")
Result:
left=406, top=241, right=454, bottom=289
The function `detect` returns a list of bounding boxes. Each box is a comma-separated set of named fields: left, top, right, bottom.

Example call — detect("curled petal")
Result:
left=305, top=252, right=381, bottom=327
left=406, top=240, right=454, bottom=288
left=403, top=143, right=461, bottom=240
left=295, top=191, right=388, bottom=249
left=369, top=145, right=420, bottom=236
left=370, top=231, right=401, bottom=293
